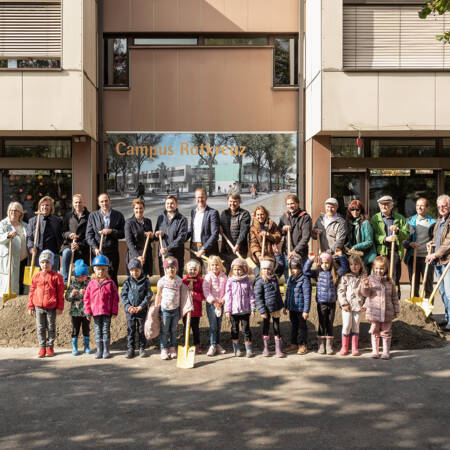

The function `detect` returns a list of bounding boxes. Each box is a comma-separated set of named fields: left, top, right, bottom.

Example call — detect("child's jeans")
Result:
left=71, top=316, right=90, bottom=338
left=206, top=303, right=223, bottom=346
left=93, top=315, right=111, bottom=341
left=183, top=316, right=200, bottom=345
left=126, top=309, right=147, bottom=350
left=317, top=302, right=336, bottom=337
left=341, top=310, right=362, bottom=336
left=230, top=313, right=251, bottom=341
left=289, top=311, right=308, bottom=345
left=369, top=320, right=392, bottom=338
left=35, top=307, right=56, bottom=347
left=160, top=308, right=179, bottom=349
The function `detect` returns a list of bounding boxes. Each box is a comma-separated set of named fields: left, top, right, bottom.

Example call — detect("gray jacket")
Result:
left=314, top=214, right=347, bottom=252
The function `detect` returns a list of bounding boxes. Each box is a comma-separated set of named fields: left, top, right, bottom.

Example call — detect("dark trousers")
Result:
left=103, top=249, right=119, bottom=287
left=71, top=316, right=90, bottom=338
left=408, top=255, right=433, bottom=298
left=289, top=311, right=308, bottom=345
left=183, top=316, right=200, bottom=345
left=126, top=310, right=147, bottom=350
left=230, top=313, right=251, bottom=341
left=317, top=302, right=336, bottom=337
left=262, top=315, right=280, bottom=337
left=387, top=250, right=402, bottom=297
left=19, top=258, right=27, bottom=295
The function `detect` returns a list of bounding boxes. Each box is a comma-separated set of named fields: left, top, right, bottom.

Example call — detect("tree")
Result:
left=419, top=1, right=450, bottom=43
left=273, top=135, right=295, bottom=189
left=108, top=134, right=132, bottom=191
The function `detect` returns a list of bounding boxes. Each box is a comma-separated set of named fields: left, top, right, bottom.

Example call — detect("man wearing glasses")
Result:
left=426, top=195, right=450, bottom=331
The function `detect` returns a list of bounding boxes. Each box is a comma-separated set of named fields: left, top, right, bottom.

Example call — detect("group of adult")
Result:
left=0, top=189, right=449, bottom=331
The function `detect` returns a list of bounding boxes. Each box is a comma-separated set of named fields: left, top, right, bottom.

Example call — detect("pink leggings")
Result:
left=369, top=320, right=392, bottom=338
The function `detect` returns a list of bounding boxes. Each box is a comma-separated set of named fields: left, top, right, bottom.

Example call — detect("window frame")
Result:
left=272, top=35, right=299, bottom=87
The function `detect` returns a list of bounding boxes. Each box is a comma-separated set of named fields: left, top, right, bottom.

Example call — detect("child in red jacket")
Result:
left=182, top=260, right=205, bottom=353
left=28, top=250, right=64, bottom=358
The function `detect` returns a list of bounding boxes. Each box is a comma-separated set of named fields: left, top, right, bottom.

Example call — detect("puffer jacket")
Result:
left=254, top=276, right=284, bottom=314
left=182, top=275, right=205, bottom=317
left=224, top=276, right=256, bottom=315
left=28, top=270, right=64, bottom=311
left=284, top=273, right=311, bottom=313
left=121, top=275, right=152, bottom=312
left=303, top=255, right=349, bottom=303
left=84, top=277, right=119, bottom=317
left=203, top=272, right=227, bottom=304
left=337, top=272, right=366, bottom=312
left=360, top=274, right=399, bottom=323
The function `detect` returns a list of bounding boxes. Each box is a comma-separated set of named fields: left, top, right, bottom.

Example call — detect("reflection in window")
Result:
left=204, top=37, right=268, bottom=46
left=105, top=38, right=128, bottom=86
left=331, top=138, right=364, bottom=157
left=0, top=58, right=61, bottom=69
left=134, top=38, right=198, bottom=46
left=2, top=169, right=72, bottom=219
left=274, top=37, right=298, bottom=86
left=371, top=139, right=436, bottom=158
left=4, top=140, right=71, bottom=158
left=442, top=139, right=450, bottom=156
left=332, top=173, right=361, bottom=215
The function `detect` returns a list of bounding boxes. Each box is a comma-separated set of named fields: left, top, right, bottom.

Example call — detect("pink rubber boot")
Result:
left=339, top=334, right=350, bottom=355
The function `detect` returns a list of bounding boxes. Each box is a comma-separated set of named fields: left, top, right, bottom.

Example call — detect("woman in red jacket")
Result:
left=28, top=250, right=64, bottom=358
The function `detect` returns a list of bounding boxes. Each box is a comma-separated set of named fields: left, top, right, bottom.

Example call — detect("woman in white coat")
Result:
left=0, top=202, right=28, bottom=296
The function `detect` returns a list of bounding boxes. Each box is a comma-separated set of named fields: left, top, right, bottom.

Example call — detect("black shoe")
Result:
left=438, top=320, right=448, bottom=327
left=126, top=348, right=135, bottom=359
left=139, top=348, right=148, bottom=358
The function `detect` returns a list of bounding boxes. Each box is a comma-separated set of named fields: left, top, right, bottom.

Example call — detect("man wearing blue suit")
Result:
left=189, top=188, right=220, bottom=260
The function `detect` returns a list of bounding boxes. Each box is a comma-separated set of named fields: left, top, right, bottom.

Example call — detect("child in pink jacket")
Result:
left=84, top=255, right=119, bottom=360
left=203, top=255, right=228, bottom=357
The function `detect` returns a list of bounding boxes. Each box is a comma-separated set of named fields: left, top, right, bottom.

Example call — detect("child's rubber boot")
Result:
left=325, top=337, right=335, bottom=355
left=351, top=334, right=360, bottom=356
left=262, top=335, right=270, bottom=357
left=317, top=337, right=326, bottom=354
left=45, top=347, right=54, bottom=357
left=71, top=337, right=79, bottom=356
left=95, top=341, right=103, bottom=359
left=381, top=337, right=391, bottom=360
left=232, top=341, right=243, bottom=357
left=339, top=334, right=350, bottom=356
left=38, top=347, right=46, bottom=358
left=102, top=339, right=111, bottom=359
left=245, top=341, right=254, bottom=358
left=83, top=336, right=93, bottom=354
left=274, top=336, right=285, bottom=358
left=371, top=335, right=380, bottom=359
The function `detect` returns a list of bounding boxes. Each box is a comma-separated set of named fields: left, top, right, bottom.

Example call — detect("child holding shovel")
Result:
left=28, top=250, right=64, bottom=358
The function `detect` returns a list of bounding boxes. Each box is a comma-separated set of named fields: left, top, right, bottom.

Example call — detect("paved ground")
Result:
left=0, top=342, right=449, bottom=449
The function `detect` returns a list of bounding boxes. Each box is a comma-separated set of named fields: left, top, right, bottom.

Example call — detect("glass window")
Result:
left=371, top=139, right=436, bottom=158
left=134, top=38, right=198, bottom=46
left=0, top=58, right=61, bottom=69
left=2, top=169, right=72, bottom=219
left=274, top=37, right=298, bottom=86
left=332, top=173, right=361, bottom=216
left=442, top=139, right=450, bottom=156
left=104, top=38, right=128, bottom=86
left=331, top=138, right=364, bottom=157
left=204, top=37, right=268, bottom=46
left=4, top=140, right=71, bottom=158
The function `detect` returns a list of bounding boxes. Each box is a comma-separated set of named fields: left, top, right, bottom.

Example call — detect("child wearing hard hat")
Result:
left=27, top=250, right=64, bottom=358
left=83, top=254, right=119, bottom=359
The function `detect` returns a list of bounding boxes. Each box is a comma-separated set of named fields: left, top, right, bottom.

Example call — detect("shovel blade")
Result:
left=23, top=266, right=39, bottom=286
left=2, top=293, right=16, bottom=305
left=405, top=296, right=434, bottom=318
left=176, top=344, right=196, bottom=369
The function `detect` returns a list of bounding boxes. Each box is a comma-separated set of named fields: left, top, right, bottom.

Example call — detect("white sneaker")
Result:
left=169, top=346, right=177, bottom=359
left=216, top=344, right=226, bottom=355
left=160, top=349, right=169, bottom=360
left=206, top=345, right=216, bottom=357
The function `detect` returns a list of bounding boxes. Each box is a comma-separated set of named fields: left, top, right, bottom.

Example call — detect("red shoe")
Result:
left=38, top=347, right=46, bottom=358
left=45, top=347, right=55, bottom=357
left=195, top=345, right=203, bottom=355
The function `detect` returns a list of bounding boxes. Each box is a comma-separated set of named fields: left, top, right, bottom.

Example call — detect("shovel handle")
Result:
left=410, top=246, right=417, bottom=298
left=428, top=261, right=450, bottom=305
left=67, top=238, right=76, bottom=288
left=220, top=232, right=242, bottom=259
left=7, top=238, right=13, bottom=296
left=30, top=213, right=41, bottom=270
left=261, top=233, right=266, bottom=260
left=142, top=233, right=151, bottom=260
left=287, top=229, right=292, bottom=277
left=420, top=245, right=434, bottom=298
left=389, top=231, right=396, bottom=280
left=158, top=234, right=166, bottom=261
left=99, top=233, right=104, bottom=254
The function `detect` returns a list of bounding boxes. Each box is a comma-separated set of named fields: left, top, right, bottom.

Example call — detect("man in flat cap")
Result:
left=312, top=198, right=347, bottom=253
left=370, top=195, right=409, bottom=297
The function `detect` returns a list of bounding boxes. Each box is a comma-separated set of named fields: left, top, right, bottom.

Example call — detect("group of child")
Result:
left=27, top=246, right=400, bottom=361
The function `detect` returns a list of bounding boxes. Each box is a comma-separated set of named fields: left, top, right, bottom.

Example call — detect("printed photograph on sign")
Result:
left=107, top=132, right=297, bottom=224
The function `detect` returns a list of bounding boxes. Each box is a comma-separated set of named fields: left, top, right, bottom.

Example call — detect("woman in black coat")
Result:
left=124, top=198, right=153, bottom=276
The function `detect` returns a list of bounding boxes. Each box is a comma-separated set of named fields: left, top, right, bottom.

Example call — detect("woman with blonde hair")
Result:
left=0, top=202, right=28, bottom=295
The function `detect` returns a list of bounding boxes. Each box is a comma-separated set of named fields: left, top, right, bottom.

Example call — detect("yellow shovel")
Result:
left=177, top=280, right=195, bottom=369
left=24, top=212, right=41, bottom=285
left=3, top=238, right=17, bottom=306
left=418, top=260, right=450, bottom=318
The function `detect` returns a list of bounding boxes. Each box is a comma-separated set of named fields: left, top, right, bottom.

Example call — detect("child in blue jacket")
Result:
left=304, top=249, right=348, bottom=355
left=254, top=258, right=285, bottom=358
left=121, top=258, right=152, bottom=359
left=284, top=256, right=311, bottom=355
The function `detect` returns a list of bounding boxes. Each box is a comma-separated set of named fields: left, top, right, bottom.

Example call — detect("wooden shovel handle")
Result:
left=142, top=233, right=151, bottom=260
left=261, top=233, right=266, bottom=259
left=99, top=233, right=104, bottom=254
left=7, top=238, right=13, bottom=295
left=30, top=213, right=41, bottom=270
left=428, top=261, right=450, bottom=304
left=410, top=246, right=417, bottom=298
left=220, top=232, right=242, bottom=259
left=389, top=231, right=396, bottom=280
left=158, top=234, right=166, bottom=261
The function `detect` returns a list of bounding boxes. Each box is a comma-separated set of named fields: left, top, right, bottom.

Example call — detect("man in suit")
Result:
left=189, top=188, right=220, bottom=262
left=86, top=193, right=125, bottom=286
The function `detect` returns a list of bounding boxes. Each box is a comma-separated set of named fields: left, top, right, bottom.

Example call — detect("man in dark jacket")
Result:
left=61, top=194, right=90, bottom=283
left=189, top=188, right=220, bottom=260
left=220, top=192, right=251, bottom=272
left=278, top=194, right=312, bottom=280
left=26, top=196, right=63, bottom=271
left=155, top=195, right=188, bottom=277
left=86, top=193, right=125, bottom=286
